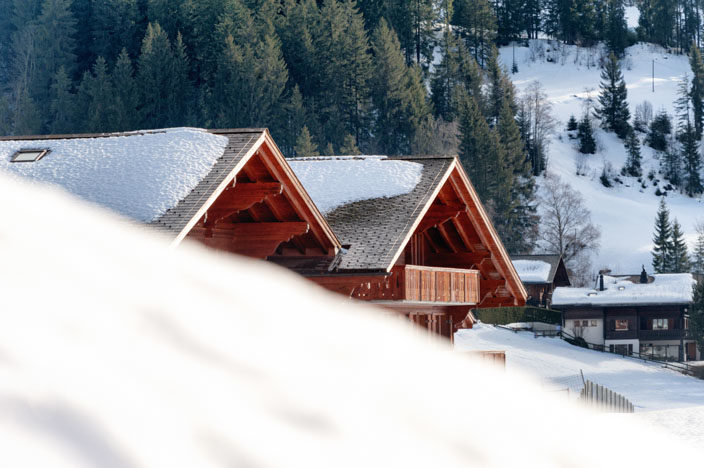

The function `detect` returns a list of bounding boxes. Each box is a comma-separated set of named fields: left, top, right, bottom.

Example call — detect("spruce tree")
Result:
left=668, top=219, right=690, bottom=273
left=647, top=110, right=672, bottom=151
left=605, top=0, right=628, bottom=56
left=567, top=115, right=578, bottom=131
left=577, top=114, right=596, bottom=154
left=457, top=90, right=498, bottom=203
left=693, top=224, right=704, bottom=275
left=689, top=45, right=704, bottom=138
left=77, top=56, right=115, bottom=133
left=691, top=279, right=704, bottom=356
left=681, top=120, right=703, bottom=196
left=137, top=22, right=175, bottom=128
left=294, top=125, right=319, bottom=157
left=339, top=134, right=360, bottom=155
left=169, top=32, right=194, bottom=126
left=652, top=198, right=672, bottom=273
left=624, top=129, right=642, bottom=177
left=48, top=66, right=75, bottom=133
left=595, top=53, right=631, bottom=139
left=452, top=0, right=497, bottom=66
left=112, top=48, right=139, bottom=132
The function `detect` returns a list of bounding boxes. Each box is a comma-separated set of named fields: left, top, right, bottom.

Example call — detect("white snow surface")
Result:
left=553, top=273, right=695, bottom=305
left=500, top=41, right=704, bottom=273
left=289, top=156, right=423, bottom=214
left=512, top=259, right=552, bottom=283
left=0, top=127, right=228, bottom=222
left=2, top=173, right=703, bottom=466
left=455, top=324, right=704, bottom=412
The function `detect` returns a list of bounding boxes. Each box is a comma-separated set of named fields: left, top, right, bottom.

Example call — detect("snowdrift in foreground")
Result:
left=500, top=41, right=703, bottom=272
left=0, top=174, right=701, bottom=466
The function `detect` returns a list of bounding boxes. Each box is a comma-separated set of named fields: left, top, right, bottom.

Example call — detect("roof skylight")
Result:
left=11, top=149, right=50, bottom=163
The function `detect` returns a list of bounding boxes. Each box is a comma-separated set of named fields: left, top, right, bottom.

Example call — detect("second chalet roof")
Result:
left=290, top=155, right=454, bottom=271
left=0, top=128, right=262, bottom=224
left=552, top=273, right=696, bottom=306
left=511, top=255, right=563, bottom=284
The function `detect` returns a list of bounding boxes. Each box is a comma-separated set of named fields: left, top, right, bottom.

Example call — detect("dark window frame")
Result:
left=10, top=149, right=50, bottom=163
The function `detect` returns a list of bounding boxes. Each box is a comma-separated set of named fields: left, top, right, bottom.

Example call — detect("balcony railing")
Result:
left=605, top=329, right=691, bottom=341
left=354, top=264, right=480, bottom=304
left=604, top=330, right=638, bottom=340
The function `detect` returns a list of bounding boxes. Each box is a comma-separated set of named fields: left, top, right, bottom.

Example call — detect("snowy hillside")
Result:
left=499, top=41, right=704, bottom=273
left=456, top=325, right=704, bottom=448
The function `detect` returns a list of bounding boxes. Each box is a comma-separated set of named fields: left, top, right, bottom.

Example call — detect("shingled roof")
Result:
left=291, top=156, right=453, bottom=272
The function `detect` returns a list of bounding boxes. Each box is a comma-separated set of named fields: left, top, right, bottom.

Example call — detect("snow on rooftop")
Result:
left=0, top=127, right=228, bottom=222
left=288, top=156, right=423, bottom=214
left=552, top=273, right=695, bottom=306
left=512, top=259, right=552, bottom=283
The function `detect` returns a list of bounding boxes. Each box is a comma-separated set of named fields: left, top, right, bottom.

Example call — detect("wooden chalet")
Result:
left=511, top=255, right=570, bottom=308
left=1, top=129, right=526, bottom=340
left=289, top=155, right=527, bottom=338
left=552, top=272, right=698, bottom=361
left=0, top=128, right=340, bottom=265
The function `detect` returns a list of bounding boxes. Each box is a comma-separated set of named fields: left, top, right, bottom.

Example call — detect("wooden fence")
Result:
left=579, top=380, right=634, bottom=413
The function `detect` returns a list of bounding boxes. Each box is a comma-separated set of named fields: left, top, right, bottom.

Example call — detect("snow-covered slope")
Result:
left=455, top=325, right=704, bottom=411
left=7, top=173, right=704, bottom=465
left=500, top=41, right=703, bottom=272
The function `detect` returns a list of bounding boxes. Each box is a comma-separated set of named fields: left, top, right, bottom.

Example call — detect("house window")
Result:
left=10, top=149, right=50, bottom=162
left=653, top=318, right=669, bottom=330
left=591, top=320, right=597, bottom=327
left=615, top=319, right=629, bottom=330
left=582, top=320, right=589, bottom=327
left=573, top=320, right=581, bottom=327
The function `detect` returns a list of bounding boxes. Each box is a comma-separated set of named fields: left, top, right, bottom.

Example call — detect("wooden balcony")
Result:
left=354, top=265, right=480, bottom=304
left=638, top=329, right=690, bottom=341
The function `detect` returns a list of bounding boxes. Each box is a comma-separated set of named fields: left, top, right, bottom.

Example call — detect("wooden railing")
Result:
left=354, top=265, right=480, bottom=304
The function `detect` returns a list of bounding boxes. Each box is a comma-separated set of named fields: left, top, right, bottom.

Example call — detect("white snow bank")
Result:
left=2, top=173, right=703, bottom=465
left=512, top=259, right=552, bottom=283
left=636, top=406, right=704, bottom=450
left=553, top=273, right=695, bottom=305
left=289, top=156, right=423, bottom=214
left=0, top=127, right=228, bottom=222
left=455, top=324, right=704, bottom=412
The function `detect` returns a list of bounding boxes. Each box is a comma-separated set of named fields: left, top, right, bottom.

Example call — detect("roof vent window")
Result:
left=10, top=149, right=50, bottom=163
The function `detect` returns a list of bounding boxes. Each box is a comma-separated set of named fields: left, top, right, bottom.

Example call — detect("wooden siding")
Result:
left=353, top=265, right=479, bottom=304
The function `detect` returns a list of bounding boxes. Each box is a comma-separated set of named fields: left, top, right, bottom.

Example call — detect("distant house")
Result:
left=0, top=127, right=341, bottom=264
left=289, top=155, right=527, bottom=338
left=552, top=271, right=698, bottom=362
left=511, top=255, right=570, bottom=308
left=0, top=129, right=526, bottom=339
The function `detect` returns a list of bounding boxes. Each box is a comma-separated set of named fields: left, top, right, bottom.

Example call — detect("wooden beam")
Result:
left=436, top=223, right=461, bottom=253
left=205, top=182, right=282, bottom=226
left=423, top=230, right=441, bottom=254
left=416, top=205, right=465, bottom=232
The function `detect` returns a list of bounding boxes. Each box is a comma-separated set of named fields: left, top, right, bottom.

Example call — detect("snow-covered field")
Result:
left=499, top=41, right=704, bottom=273
left=456, top=325, right=704, bottom=448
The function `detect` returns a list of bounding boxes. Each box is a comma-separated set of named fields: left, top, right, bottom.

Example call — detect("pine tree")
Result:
left=605, top=0, right=628, bottom=56
left=137, top=22, right=175, bottom=128
left=681, top=121, right=703, bottom=196
left=651, top=198, right=672, bottom=273
left=91, top=0, right=140, bottom=63
left=339, top=134, right=360, bottom=154
left=595, top=53, right=631, bottom=139
left=485, top=46, right=517, bottom=126
left=77, top=56, right=115, bottom=132
left=294, top=125, right=319, bottom=157
left=668, top=219, right=690, bottom=273
left=567, top=115, right=578, bottom=131
left=651, top=0, right=676, bottom=47
left=48, top=66, right=75, bottom=133
left=577, top=114, right=596, bottom=154
left=112, top=48, right=139, bottom=131
left=384, top=0, right=436, bottom=66
left=370, top=20, right=431, bottom=155
left=457, top=90, right=499, bottom=203
left=647, top=110, right=672, bottom=151
left=279, top=86, right=307, bottom=157
left=693, top=224, right=704, bottom=275
left=691, top=278, right=704, bottom=356
left=624, top=129, right=643, bottom=177
left=689, top=45, right=704, bottom=138
left=452, top=0, right=497, bottom=67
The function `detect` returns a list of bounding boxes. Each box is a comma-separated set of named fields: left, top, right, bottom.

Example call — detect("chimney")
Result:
left=640, top=265, right=648, bottom=284
left=599, top=273, right=605, bottom=291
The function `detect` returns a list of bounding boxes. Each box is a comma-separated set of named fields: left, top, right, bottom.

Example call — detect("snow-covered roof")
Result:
left=0, top=128, right=228, bottom=222
left=288, top=156, right=423, bottom=215
left=552, top=274, right=695, bottom=306
left=512, top=259, right=553, bottom=283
